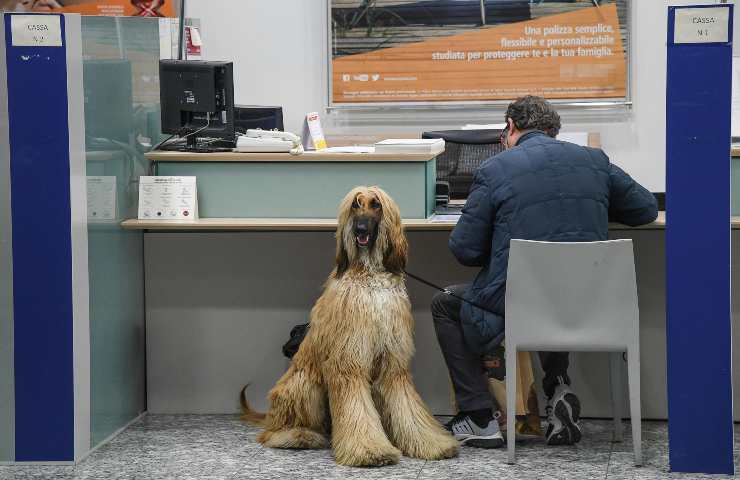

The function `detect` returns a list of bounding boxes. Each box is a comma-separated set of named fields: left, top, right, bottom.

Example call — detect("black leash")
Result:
left=282, top=270, right=494, bottom=360
left=403, top=269, right=497, bottom=314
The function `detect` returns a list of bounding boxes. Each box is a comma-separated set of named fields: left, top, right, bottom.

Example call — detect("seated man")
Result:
left=433, top=95, right=658, bottom=448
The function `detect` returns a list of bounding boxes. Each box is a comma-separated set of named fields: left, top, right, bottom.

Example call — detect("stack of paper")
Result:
left=375, top=138, right=445, bottom=155
left=461, top=123, right=507, bottom=130
left=323, top=146, right=376, bottom=154
left=430, top=214, right=461, bottom=224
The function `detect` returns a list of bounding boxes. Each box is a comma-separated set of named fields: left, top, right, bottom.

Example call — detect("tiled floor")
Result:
left=0, top=415, right=737, bottom=479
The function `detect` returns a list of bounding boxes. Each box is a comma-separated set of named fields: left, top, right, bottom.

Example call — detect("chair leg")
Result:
left=506, top=344, right=517, bottom=464
left=609, top=352, right=624, bottom=442
left=627, top=348, right=642, bottom=466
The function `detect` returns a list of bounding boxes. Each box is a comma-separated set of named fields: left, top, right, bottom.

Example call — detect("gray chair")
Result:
left=504, top=239, right=642, bottom=466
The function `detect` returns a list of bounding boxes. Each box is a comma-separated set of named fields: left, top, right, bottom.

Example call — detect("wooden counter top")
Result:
left=122, top=212, right=682, bottom=232
left=145, top=150, right=440, bottom=163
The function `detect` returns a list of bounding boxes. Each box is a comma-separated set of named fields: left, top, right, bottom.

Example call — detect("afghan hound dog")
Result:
left=241, top=186, right=459, bottom=467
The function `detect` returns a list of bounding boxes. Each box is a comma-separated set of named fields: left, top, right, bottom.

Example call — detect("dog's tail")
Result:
left=239, top=384, right=267, bottom=426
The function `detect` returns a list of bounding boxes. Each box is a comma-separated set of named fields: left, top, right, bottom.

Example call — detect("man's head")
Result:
left=501, top=95, right=561, bottom=149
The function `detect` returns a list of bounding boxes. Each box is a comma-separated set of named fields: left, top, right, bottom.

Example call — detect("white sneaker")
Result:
left=545, top=383, right=582, bottom=446
left=445, top=413, right=505, bottom=449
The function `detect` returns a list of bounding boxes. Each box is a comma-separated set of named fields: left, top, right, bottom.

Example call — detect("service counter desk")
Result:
left=145, top=150, right=438, bottom=219
left=123, top=151, right=740, bottom=423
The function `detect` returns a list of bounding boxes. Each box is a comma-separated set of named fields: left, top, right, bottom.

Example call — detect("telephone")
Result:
left=235, top=129, right=304, bottom=155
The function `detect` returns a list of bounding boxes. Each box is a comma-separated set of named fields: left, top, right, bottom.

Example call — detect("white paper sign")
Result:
left=674, top=7, right=730, bottom=44
left=138, top=176, right=198, bottom=221
left=11, top=15, right=62, bottom=47
left=301, top=112, right=327, bottom=151
left=430, top=214, right=461, bottom=224
left=87, top=176, right=117, bottom=223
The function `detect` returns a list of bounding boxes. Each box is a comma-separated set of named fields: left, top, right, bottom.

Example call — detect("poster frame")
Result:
left=326, top=0, right=632, bottom=109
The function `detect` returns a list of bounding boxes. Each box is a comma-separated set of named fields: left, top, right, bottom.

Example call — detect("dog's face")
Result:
left=351, top=191, right=382, bottom=250
left=335, top=186, right=408, bottom=277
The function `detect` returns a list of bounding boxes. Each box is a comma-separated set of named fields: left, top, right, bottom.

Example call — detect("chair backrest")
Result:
left=422, top=129, right=504, bottom=199
left=505, top=239, right=639, bottom=351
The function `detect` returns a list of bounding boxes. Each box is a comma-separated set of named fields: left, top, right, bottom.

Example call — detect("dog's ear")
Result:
left=335, top=239, right=349, bottom=278
left=373, top=187, right=408, bottom=275
left=334, top=188, right=360, bottom=277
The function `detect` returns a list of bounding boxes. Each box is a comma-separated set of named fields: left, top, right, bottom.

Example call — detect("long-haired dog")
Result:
left=241, top=186, right=459, bottom=467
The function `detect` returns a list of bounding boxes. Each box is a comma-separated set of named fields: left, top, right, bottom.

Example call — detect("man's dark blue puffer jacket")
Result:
left=449, top=131, right=658, bottom=356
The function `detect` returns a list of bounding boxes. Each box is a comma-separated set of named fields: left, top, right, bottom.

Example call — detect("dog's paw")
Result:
left=400, top=432, right=460, bottom=460
left=335, top=443, right=402, bottom=467
left=259, top=428, right=329, bottom=450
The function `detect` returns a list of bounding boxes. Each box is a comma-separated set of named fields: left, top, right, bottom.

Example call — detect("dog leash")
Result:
left=403, top=270, right=497, bottom=315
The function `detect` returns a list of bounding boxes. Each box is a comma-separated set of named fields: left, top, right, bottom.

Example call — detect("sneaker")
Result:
left=545, top=383, right=582, bottom=446
left=444, top=413, right=505, bottom=449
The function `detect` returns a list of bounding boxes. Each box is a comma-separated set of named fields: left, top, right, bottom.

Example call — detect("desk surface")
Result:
left=121, top=212, right=684, bottom=232
left=145, top=151, right=440, bottom=163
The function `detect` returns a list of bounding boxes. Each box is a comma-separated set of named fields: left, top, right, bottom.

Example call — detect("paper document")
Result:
left=323, top=146, right=375, bottom=154
left=429, top=214, right=461, bottom=223
left=375, top=138, right=445, bottom=154
left=138, top=176, right=198, bottom=221
left=87, top=176, right=117, bottom=223
left=461, top=123, right=507, bottom=130
left=377, top=139, right=441, bottom=145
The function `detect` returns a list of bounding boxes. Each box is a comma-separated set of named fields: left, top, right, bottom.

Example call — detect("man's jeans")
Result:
left=431, top=284, right=570, bottom=412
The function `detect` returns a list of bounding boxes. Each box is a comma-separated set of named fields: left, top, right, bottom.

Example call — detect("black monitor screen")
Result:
left=159, top=60, right=235, bottom=142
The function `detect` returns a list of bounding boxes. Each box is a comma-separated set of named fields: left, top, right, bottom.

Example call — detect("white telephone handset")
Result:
left=235, top=129, right=304, bottom=155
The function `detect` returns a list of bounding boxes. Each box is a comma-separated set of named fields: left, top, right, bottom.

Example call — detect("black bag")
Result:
left=282, top=323, right=309, bottom=359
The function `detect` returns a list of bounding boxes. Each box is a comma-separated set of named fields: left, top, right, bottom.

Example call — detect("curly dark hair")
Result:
left=505, top=95, right=561, bottom=137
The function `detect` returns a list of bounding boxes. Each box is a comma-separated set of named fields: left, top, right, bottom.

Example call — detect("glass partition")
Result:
left=81, top=15, right=175, bottom=447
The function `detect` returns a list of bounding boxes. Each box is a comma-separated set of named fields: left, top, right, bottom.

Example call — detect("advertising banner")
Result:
left=332, top=1, right=627, bottom=104
left=1, top=0, right=175, bottom=17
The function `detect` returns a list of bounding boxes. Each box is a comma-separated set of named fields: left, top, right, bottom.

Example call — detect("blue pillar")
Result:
left=666, top=4, right=734, bottom=475
left=1, top=12, right=90, bottom=463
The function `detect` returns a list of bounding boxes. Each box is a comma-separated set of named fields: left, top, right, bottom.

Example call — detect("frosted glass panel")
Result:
left=82, top=15, right=175, bottom=448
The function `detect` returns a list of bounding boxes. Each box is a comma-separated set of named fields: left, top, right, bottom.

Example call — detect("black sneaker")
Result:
left=444, top=413, right=505, bottom=449
left=545, top=383, right=582, bottom=446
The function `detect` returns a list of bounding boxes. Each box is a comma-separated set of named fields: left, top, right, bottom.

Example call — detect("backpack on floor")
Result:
left=282, top=323, right=309, bottom=359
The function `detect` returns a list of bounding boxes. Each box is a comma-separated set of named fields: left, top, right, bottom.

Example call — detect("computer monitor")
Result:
left=159, top=60, right=235, bottom=149
left=234, top=105, right=284, bottom=133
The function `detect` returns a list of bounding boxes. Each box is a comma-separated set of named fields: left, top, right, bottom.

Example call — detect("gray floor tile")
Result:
left=0, top=466, right=77, bottom=480
left=235, top=443, right=425, bottom=480
left=1, top=416, right=739, bottom=479
left=604, top=421, right=739, bottom=480
left=418, top=442, right=611, bottom=480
